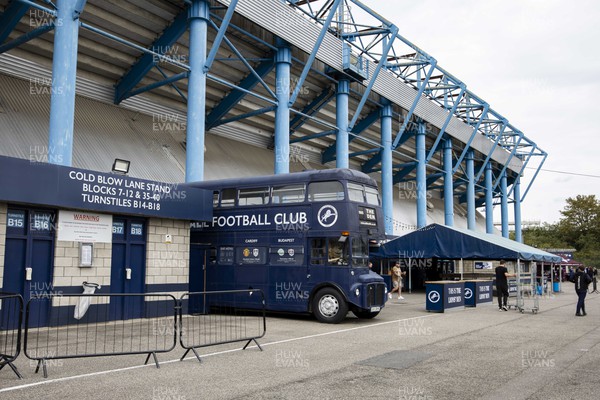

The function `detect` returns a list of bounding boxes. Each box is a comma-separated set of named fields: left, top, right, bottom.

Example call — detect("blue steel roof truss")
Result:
left=114, top=8, right=189, bottom=104
left=289, top=86, right=335, bottom=133
left=321, top=107, right=380, bottom=163
left=0, top=19, right=55, bottom=54
left=203, top=0, right=239, bottom=72
left=425, top=83, right=467, bottom=163
left=210, top=19, right=277, bottom=100
left=0, top=0, right=550, bottom=213
left=113, top=1, right=279, bottom=116
left=206, top=58, right=275, bottom=129
left=152, top=66, right=188, bottom=102
left=282, top=0, right=548, bottom=207
left=0, top=1, right=32, bottom=44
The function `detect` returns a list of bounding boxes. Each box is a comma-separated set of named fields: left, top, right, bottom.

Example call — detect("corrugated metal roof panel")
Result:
left=0, top=72, right=328, bottom=181
left=0, top=73, right=186, bottom=182
left=0, top=72, right=486, bottom=232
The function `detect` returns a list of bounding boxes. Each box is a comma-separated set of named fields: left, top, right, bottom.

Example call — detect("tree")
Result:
left=519, top=223, right=568, bottom=249
left=557, top=195, right=600, bottom=249
left=556, top=195, right=600, bottom=266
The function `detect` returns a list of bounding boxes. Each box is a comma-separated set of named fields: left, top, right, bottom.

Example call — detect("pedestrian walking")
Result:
left=388, top=262, right=405, bottom=300
left=574, top=266, right=592, bottom=316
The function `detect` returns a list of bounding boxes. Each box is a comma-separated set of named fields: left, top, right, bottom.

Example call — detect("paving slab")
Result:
left=1, top=288, right=598, bottom=400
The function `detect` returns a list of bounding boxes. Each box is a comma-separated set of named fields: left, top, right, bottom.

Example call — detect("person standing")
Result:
left=495, top=260, right=515, bottom=311
left=389, top=262, right=400, bottom=299
left=574, top=266, right=592, bottom=316
left=397, top=266, right=406, bottom=300
left=389, top=262, right=405, bottom=300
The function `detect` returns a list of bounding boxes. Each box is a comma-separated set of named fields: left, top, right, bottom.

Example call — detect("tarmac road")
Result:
left=1, top=288, right=598, bottom=400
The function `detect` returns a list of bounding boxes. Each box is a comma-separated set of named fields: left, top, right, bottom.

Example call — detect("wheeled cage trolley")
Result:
left=515, top=260, right=539, bottom=314
left=505, top=260, right=539, bottom=314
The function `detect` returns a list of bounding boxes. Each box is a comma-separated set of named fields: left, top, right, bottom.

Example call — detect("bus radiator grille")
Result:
left=366, top=283, right=386, bottom=307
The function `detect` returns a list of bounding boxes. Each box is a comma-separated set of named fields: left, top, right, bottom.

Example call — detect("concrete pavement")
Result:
left=1, top=287, right=598, bottom=400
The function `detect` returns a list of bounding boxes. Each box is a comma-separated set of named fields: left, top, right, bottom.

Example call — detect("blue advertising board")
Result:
left=464, top=280, right=493, bottom=307
left=476, top=281, right=493, bottom=305
left=0, top=155, right=212, bottom=221
left=463, top=282, right=476, bottom=307
left=426, top=281, right=465, bottom=312
left=508, top=279, right=518, bottom=297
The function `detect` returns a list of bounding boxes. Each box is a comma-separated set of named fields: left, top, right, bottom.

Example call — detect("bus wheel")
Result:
left=352, top=309, right=380, bottom=319
left=312, top=288, right=348, bottom=324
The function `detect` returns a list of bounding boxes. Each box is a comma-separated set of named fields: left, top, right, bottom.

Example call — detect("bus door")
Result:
left=234, top=234, right=269, bottom=302
left=188, top=243, right=208, bottom=313
left=268, top=235, right=308, bottom=312
left=307, top=235, right=351, bottom=289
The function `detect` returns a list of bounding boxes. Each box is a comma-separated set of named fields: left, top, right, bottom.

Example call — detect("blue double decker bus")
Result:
left=188, top=169, right=387, bottom=323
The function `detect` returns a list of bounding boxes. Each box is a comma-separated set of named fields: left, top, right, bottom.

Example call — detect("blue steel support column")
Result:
left=185, top=0, right=209, bottom=182
left=48, top=0, right=80, bottom=166
left=500, top=171, right=509, bottom=238
left=466, top=150, right=476, bottom=230
left=514, top=177, right=522, bottom=242
left=443, top=138, right=454, bottom=226
left=416, top=121, right=427, bottom=228
left=274, top=39, right=291, bottom=174
left=381, top=99, right=393, bottom=235
left=336, top=79, right=350, bottom=169
left=485, top=163, right=494, bottom=233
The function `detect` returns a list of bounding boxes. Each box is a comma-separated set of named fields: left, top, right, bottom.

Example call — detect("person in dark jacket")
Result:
left=574, top=266, right=592, bottom=316
left=495, top=260, right=516, bottom=311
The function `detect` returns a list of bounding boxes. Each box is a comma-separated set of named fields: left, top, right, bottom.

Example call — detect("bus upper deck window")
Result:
left=308, top=181, right=344, bottom=202
left=220, top=188, right=236, bottom=207
left=239, top=187, right=269, bottom=206
left=272, top=184, right=305, bottom=204
left=347, top=183, right=364, bottom=203
left=365, top=186, right=380, bottom=205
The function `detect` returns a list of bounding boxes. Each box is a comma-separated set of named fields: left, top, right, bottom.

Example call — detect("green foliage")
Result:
left=520, top=223, right=568, bottom=249
left=557, top=195, right=600, bottom=266
left=574, top=234, right=600, bottom=266
left=519, top=195, right=600, bottom=266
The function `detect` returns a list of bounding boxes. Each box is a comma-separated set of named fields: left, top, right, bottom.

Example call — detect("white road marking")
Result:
left=0, top=314, right=437, bottom=393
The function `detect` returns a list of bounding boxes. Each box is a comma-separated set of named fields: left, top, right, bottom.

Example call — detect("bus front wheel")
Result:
left=312, top=288, right=348, bottom=324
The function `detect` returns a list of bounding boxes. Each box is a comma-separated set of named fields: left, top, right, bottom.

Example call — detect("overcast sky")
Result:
left=363, top=0, right=600, bottom=225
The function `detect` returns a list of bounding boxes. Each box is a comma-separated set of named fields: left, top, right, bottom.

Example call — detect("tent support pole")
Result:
left=408, top=257, right=412, bottom=294
left=517, top=259, right=521, bottom=308
left=548, top=263, right=554, bottom=294
left=559, top=264, right=562, bottom=293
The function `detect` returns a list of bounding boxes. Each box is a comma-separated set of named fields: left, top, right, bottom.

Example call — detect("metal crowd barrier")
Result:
left=179, top=290, right=266, bottom=363
left=24, top=293, right=177, bottom=378
left=0, top=292, right=23, bottom=379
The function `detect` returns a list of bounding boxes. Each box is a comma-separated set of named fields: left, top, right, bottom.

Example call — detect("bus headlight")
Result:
left=355, top=288, right=360, bottom=297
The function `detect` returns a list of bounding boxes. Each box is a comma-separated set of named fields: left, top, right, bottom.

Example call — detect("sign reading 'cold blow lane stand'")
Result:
left=0, top=155, right=212, bottom=221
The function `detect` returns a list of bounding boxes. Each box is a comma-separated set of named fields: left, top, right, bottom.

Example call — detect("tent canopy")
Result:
left=374, top=224, right=562, bottom=263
